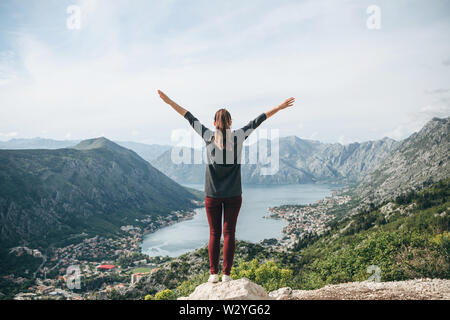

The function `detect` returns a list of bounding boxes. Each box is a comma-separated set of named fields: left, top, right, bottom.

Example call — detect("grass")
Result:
left=126, top=267, right=153, bottom=275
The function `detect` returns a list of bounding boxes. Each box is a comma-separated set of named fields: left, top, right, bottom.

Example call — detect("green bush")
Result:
left=153, top=289, right=177, bottom=300
left=176, top=272, right=209, bottom=298
left=231, top=259, right=293, bottom=292
left=145, top=289, right=177, bottom=300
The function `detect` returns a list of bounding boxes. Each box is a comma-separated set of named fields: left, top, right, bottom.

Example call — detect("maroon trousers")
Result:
left=204, top=195, right=242, bottom=275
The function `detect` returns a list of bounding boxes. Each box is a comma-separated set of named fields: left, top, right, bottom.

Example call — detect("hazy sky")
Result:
left=0, top=0, right=449, bottom=145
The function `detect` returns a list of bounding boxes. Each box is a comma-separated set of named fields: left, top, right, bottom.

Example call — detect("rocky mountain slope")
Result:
left=179, top=277, right=450, bottom=300
left=151, top=136, right=399, bottom=185
left=0, top=137, right=200, bottom=248
left=355, top=117, right=449, bottom=205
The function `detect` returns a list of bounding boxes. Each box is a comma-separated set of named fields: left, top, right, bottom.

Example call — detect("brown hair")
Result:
left=214, top=108, right=232, bottom=150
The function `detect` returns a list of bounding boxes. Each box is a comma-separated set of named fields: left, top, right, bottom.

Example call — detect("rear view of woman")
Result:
left=157, top=90, right=294, bottom=283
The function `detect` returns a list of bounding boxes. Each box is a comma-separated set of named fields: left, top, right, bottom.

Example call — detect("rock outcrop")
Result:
left=178, top=278, right=273, bottom=300
left=271, top=278, right=450, bottom=300
left=179, top=278, right=450, bottom=300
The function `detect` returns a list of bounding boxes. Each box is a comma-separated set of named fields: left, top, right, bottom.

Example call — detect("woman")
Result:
left=157, top=90, right=294, bottom=283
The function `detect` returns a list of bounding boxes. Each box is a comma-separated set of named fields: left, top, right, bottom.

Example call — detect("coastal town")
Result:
left=5, top=192, right=353, bottom=300
left=7, top=209, right=199, bottom=300
left=266, top=190, right=352, bottom=248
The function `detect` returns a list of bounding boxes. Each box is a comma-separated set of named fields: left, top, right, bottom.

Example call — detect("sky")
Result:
left=0, top=0, right=449, bottom=145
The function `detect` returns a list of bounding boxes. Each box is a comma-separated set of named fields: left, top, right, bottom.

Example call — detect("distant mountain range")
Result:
left=0, top=137, right=201, bottom=248
left=151, top=136, right=400, bottom=185
left=0, top=137, right=171, bottom=162
left=2, top=117, right=448, bottom=192
left=150, top=117, right=449, bottom=207
left=0, top=137, right=80, bottom=150
left=152, top=118, right=449, bottom=197
left=1, top=116, right=448, bottom=248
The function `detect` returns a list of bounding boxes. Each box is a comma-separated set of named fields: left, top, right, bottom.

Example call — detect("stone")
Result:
left=268, top=287, right=293, bottom=300
left=178, top=278, right=273, bottom=300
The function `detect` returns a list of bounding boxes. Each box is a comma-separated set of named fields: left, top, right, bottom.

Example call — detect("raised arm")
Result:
left=237, top=97, right=295, bottom=141
left=265, top=97, right=295, bottom=119
left=157, top=90, right=187, bottom=117
left=157, top=89, right=213, bottom=142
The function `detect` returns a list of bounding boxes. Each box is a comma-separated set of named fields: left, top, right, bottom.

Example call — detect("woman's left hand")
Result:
left=157, top=90, right=173, bottom=105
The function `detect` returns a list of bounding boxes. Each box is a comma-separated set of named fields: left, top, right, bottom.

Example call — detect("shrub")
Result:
left=153, top=289, right=177, bottom=300
left=176, top=272, right=209, bottom=298
left=231, top=259, right=293, bottom=292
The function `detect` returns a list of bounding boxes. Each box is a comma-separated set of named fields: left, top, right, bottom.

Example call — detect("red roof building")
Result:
left=97, top=265, right=115, bottom=271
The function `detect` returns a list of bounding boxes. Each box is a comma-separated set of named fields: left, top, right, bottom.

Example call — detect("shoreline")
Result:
left=264, top=187, right=352, bottom=247
left=140, top=207, right=202, bottom=238
left=139, top=184, right=347, bottom=254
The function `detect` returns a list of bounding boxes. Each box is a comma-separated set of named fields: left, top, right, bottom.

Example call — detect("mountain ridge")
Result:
left=0, top=137, right=171, bottom=162
left=151, top=133, right=401, bottom=185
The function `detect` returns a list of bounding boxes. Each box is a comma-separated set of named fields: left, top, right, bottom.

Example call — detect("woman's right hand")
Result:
left=278, top=97, right=295, bottom=110
left=265, top=97, right=295, bottom=119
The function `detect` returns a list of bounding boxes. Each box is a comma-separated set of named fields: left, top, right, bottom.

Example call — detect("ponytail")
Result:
left=214, top=108, right=232, bottom=151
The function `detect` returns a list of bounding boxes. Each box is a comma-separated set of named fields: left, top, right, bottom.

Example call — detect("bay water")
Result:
left=140, top=183, right=335, bottom=257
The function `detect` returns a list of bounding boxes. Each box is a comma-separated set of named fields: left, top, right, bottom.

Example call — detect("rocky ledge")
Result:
left=178, top=278, right=272, bottom=300
left=178, top=278, right=450, bottom=300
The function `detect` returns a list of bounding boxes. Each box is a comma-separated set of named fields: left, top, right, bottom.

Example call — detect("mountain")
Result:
left=0, top=137, right=201, bottom=248
left=0, top=137, right=80, bottom=149
left=244, top=136, right=399, bottom=184
left=151, top=147, right=206, bottom=184
left=0, top=137, right=170, bottom=162
left=114, top=141, right=171, bottom=162
left=0, top=135, right=400, bottom=186
left=151, top=136, right=399, bottom=185
left=355, top=117, right=450, bottom=205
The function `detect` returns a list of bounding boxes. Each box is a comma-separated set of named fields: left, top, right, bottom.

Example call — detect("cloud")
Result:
left=0, top=0, right=450, bottom=145
left=337, top=135, right=356, bottom=145
left=0, top=131, right=18, bottom=141
left=384, top=102, right=450, bottom=140
left=384, top=125, right=411, bottom=141
left=303, top=131, right=318, bottom=141
left=417, top=104, right=450, bottom=119
left=0, top=50, right=17, bottom=86
left=443, top=58, right=450, bottom=66
left=425, top=88, right=450, bottom=94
